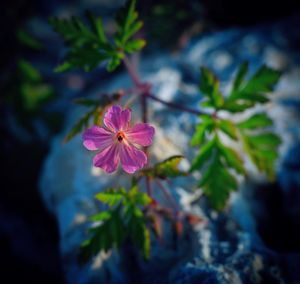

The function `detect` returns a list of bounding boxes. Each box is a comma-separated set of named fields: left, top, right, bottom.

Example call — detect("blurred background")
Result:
left=1, top=0, right=300, bottom=283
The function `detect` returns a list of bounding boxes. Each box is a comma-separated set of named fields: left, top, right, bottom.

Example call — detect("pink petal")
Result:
left=93, top=143, right=120, bottom=173
left=104, top=105, right=131, bottom=132
left=126, top=123, right=155, bottom=146
left=120, top=143, right=147, bottom=174
left=83, top=126, right=113, bottom=151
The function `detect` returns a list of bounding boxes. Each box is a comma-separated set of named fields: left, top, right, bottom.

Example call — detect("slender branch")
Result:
left=123, top=55, right=141, bottom=86
left=147, top=93, right=207, bottom=116
left=146, top=176, right=152, bottom=196
left=156, top=179, right=179, bottom=211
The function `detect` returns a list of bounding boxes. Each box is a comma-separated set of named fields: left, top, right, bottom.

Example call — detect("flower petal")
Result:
left=93, top=143, right=120, bottom=173
left=126, top=123, right=155, bottom=146
left=120, top=143, right=147, bottom=174
left=104, top=105, right=131, bottom=132
left=83, top=126, right=113, bottom=151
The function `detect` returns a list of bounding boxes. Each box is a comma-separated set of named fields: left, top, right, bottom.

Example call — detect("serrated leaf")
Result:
left=218, top=119, right=238, bottom=140
left=64, top=109, right=94, bottom=142
left=20, top=83, right=54, bottom=112
left=228, top=64, right=280, bottom=104
left=114, top=0, right=144, bottom=51
left=107, top=56, right=121, bottom=72
left=242, top=65, right=281, bottom=94
left=86, top=11, right=107, bottom=43
left=218, top=143, right=245, bottom=174
left=191, top=115, right=214, bottom=146
left=232, top=61, right=248, bottom=91
left=95, top=190, right=124, bottom=207
left=248, top=133, right=281, bottom=149
left=199, top=157, right=237, bottom=210
left=49, top=15, right=116, bottom=72
left=222, top=100, right=254, bottom=113
left=190, top=137, right=216, bottom=172
left=141, top=155, right=187, bottom=179
left=89, top=211, right=111, bottom=222
left=124, top=39, right=146, bottom=53
left=237, top=113, right=273, bottom=129
left=199, top=67, right=224, bottom=108
left=17, top=29, right=43, bottom=50
left=18, top=60, right=42, bottom=82
left=240, top=132, right=280, bottom=180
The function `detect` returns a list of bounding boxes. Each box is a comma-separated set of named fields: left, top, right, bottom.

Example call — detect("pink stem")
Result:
left=146, top=93, right=206, bottom=116
left=146, top=176, right=152, bottom=196
left=156, top=179, right=179, bottom=211
left=123, top=55, right=141, bottom=86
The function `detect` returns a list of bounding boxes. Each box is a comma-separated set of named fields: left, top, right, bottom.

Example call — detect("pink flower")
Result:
left=82, top=105, right=155, bottom=174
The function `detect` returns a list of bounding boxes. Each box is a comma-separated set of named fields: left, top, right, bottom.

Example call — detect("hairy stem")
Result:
left=156, top=179, right=179, bottom=211
left=146, top=176, right=152, bottom=196
left=147, top=93, right=207, bottom=116
left=123, top=55, right=141, bottom=86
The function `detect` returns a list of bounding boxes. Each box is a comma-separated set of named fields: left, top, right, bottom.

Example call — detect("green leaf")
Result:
left=18, top=60, right=42, bottom=82
left=199, top=157, right=238, bottom=210
left=248, top=133, right=281, bottom=149
left=218, top=119, right=238, bottom=140
left=86, top=11, right=107, bottom=43
left=114, top=0, right=144, bottom=49
left=80, top=182, right=152, bottom=263
left=190, top=137, right=216, bottom=172
left=64, top=109, right=94, bottom=142
left=95, top=189, right=125, bottom=207
left=237, top=113, right=273, bottom=129
left=17, top=29, right=43, bottom=50
left=242, top=65, right=281, bottom=94
left=79, top=206, right=125, bottom=264
left=232, top=61, right=248, bottom=91
left=124, top=39, right=146, bottom=53
left=20, top=83, right=54, bottom=111
left=89, top=211, right=111, bottom=222
left=49, top=16, right=96, bottom=47
left=49, top=15, right=115, bottom=72
left=240, top=131, right=280, bottom=180
left=228, top=64, right=281, bottom=104
left=191, top=115, right=214, bottom=146
left=222, top=100, right=254, bottom=113
left=141, top=155, right=187, bottom=179
left=218, top=143, right=245, bottom=174
left=106, top=56, right=122, bottom=72
left=199, top=67, right=224, bottom=108
left=64, top=93, right=120, bottom=142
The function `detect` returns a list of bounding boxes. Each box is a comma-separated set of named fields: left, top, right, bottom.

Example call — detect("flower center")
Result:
left=116, top=131, right=125, bottom=142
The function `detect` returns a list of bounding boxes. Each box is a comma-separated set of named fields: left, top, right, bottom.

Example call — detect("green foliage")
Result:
left=80, top=181, right=151, bottom=262
left=192, top=63, right=281, bottom=209
left=191, top=135, right=243, bottom=210
left=50, top=0, right=145, bottom=73
left=18, top=60, right=54, bottom=112
left=114, top=0, right=146, bottom=51
left=64, top=93, right=121, bottom=142
left=223, top=63, right=281, bottom=112
left=17, top=29, right=43, bottom=50
left=141, top=155, right=187, bottom=179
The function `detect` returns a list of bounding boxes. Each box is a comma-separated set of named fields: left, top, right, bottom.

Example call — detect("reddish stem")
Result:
left=156, top=179, right=179, bottom=212
left=146, top=176, right=152, bottom=196
left=123, top=55, right=141, bottom=86
left=146, top=93, right=206, bottom=116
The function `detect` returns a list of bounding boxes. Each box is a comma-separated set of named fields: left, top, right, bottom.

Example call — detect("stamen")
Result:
left=116, top=131, right=125, bottom=142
